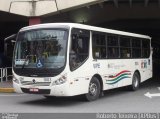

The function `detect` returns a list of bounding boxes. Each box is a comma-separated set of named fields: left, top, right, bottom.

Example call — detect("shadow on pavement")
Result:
left=20, top=77, right=160, bottom=106
left=20, top=95, right=88, bottom=107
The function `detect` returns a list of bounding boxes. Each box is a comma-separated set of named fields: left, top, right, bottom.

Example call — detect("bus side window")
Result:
left=108, top=47, right=119, bottom=58
left=132, top=38, right=141, bottom=58
left=121, top=48, right=130, bottom=58
left=93, top=48, right=100, bottom=58
left=69, top=28, right=90, bottom=71
left=92, top=32, right=106, bottom=59
left=142, top=39, right=150, bottom=58
left=107, top=34, right=119, bottom=59
left=120, top=36, right=131, bottom=58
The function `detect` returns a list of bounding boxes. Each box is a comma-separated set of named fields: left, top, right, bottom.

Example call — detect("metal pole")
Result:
left=0, top=68, right=2, bottom=82
left=3, top=68, right=5, bottom=81
left=6, top=68, right=8, bottom=81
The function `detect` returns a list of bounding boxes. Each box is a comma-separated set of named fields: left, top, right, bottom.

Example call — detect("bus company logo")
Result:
left=32, top=79, right=36, bottom=84
left=106, top=70, right=131, bottom=85
left=108, top=63, right=125, bottom=69
left=141, top=60, right=147, bottom=69
left=93, top=63, right=100, bottom=69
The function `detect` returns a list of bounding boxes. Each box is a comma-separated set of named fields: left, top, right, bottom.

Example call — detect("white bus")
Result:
left=13, top=23, right=152, bottom=101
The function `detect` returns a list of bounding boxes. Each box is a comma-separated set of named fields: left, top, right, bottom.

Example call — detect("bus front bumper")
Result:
left=13, top=81, right=71, bottom=96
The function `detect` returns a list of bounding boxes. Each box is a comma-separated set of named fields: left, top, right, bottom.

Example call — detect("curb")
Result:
left=0, top=88, right=15, bottom=93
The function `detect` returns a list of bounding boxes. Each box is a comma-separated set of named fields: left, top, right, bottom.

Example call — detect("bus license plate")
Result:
left=29, top=88, right=39, bottom=92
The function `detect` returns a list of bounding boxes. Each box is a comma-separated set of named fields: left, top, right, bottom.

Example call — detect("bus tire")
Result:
left=85, top=77, right=101, bottom=101
left=131, top=72, right=140, bottom=91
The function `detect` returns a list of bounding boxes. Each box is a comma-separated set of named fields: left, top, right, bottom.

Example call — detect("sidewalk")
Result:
left=0, top=80, right=15, bottom=93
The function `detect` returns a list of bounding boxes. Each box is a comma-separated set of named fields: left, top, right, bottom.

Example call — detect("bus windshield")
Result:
left=14, top=29, right=68, bottom=70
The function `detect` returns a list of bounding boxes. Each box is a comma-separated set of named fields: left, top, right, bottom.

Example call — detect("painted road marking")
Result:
left=144, top=92, right=160, bottom=98
left=144, top=87, right=160, bottom=98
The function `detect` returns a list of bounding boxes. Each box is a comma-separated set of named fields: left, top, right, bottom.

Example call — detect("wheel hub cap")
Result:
left=89, top=83, right=97, bottom=96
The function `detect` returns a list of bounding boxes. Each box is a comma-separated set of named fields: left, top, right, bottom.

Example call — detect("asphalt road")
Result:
left=0, top=78, right=160, bottom=113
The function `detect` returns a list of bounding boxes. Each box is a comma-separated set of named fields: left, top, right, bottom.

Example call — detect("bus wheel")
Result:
left=131, top=72, right=140, bottom=91
left=85, top=77, right=101, bottom=101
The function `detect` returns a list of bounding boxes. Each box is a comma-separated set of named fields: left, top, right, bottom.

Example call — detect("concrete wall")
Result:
left=0, top=0, right=104, bottom=16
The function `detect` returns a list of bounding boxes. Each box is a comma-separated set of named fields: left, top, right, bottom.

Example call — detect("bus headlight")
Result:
left=13, top=75, right=20, bottom=84
left=52, top=75, right=67, bottom=85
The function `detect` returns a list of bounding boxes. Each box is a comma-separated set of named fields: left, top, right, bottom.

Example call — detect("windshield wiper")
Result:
left=21, top=57, right=29, bottom=70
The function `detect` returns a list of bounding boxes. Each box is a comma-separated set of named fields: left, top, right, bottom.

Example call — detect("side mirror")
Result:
left=4, top=34, right=17, bottom=43
left=4, top=34, right=17, bottom=56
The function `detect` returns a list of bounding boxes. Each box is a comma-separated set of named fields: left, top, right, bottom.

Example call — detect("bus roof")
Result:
left=20, top=23, right=151, bottom=39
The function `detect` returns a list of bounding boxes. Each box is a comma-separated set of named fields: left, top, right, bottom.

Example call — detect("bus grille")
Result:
left=21, top=81, right=51, bottom=86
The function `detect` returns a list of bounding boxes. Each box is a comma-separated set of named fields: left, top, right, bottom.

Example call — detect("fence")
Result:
left=0, top=67, right=12, bottom=82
